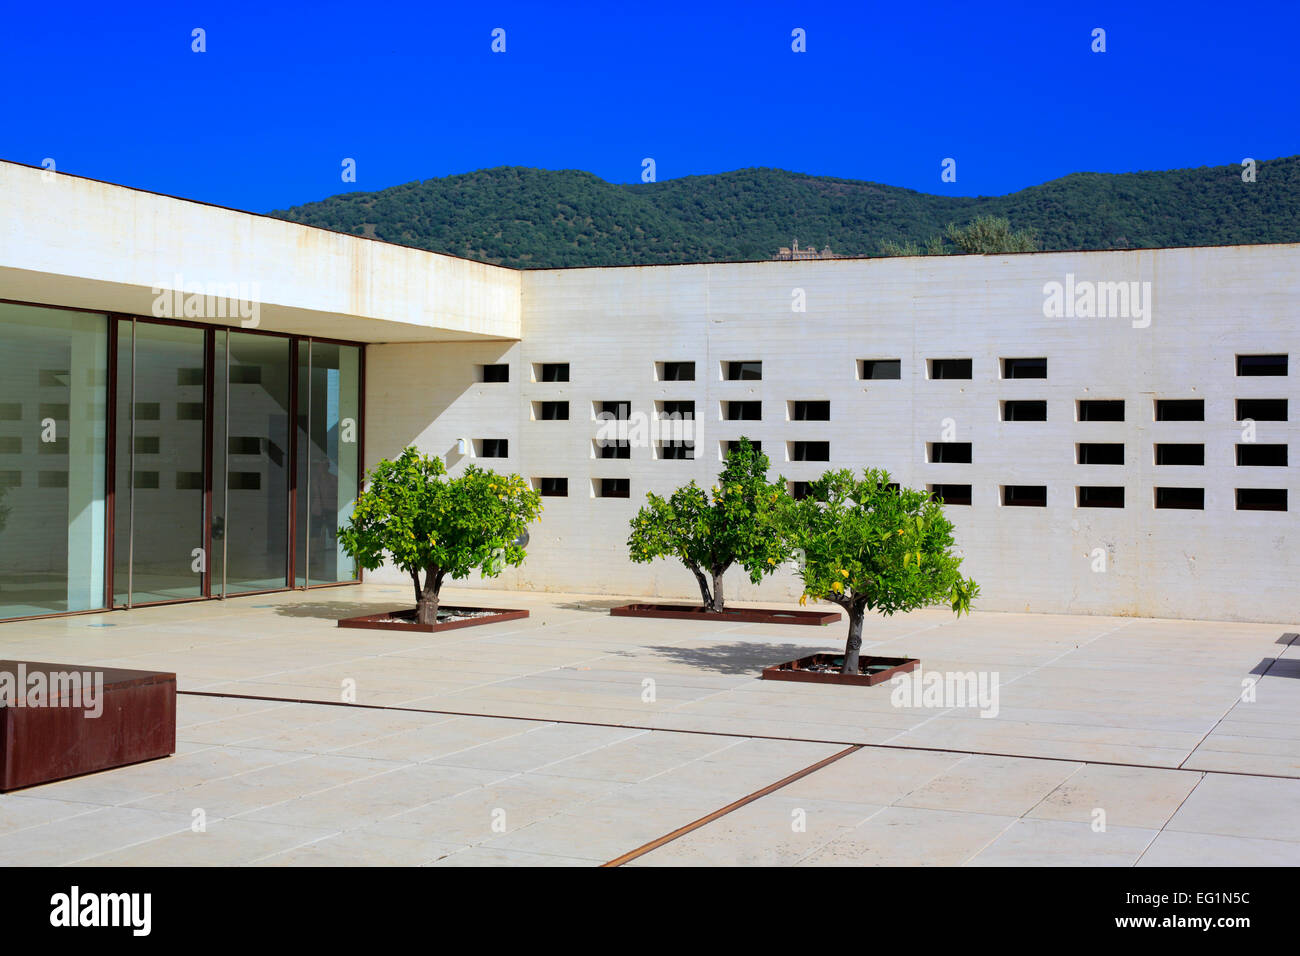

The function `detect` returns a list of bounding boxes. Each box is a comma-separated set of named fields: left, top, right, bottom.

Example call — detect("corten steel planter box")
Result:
left=610, top=603, right=841, bottom=626
left=761, top=653, right=919, bottom=687
left=337, top=607, right=529, bottom=633
left=0, top=661, right=176, bottom=792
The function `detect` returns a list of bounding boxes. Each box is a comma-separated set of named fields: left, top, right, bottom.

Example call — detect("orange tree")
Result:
left=339, top=447, right=542, bottom=625
left=626, top=438, right=790, bottom=611
left=783, top=469, right=979, bottom=674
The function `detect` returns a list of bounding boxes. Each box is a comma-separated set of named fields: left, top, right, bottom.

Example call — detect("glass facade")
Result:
left=0, top=304, right=108, bottom=619
left=0, top=302, right=363, bottom=620
left=295, top=341, right=361, bottom=586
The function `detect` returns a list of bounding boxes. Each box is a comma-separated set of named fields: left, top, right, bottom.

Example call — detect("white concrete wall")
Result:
left=367, top=244, right=1300, bottom=623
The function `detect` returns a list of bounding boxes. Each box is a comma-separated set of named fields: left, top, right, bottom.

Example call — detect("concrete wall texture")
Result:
left=367, top=244, right=1300, bottom=624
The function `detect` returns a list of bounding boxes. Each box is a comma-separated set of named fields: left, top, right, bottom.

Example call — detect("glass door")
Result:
left=113, top=320, right=207, bottom=606
left=0, top=304, right=108, bottom=618
left=295, top=341, right=361, bottom=586
left=215, top=331, right=291, bottom=594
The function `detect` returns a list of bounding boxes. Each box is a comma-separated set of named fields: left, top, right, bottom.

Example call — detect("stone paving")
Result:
left=1, top=583, right=1297, bottom=865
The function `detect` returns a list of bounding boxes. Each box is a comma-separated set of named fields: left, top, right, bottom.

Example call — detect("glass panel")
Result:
left=113, top=321, right=206, bottom=605
left=296, top=342, right=360, bottom=585
left=0, top=304, right=107, bottom=618
left=221, top=332, right=290, bottom=593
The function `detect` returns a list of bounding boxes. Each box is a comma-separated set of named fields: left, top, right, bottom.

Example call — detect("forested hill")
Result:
left=267, top=157, right=1300, bottom=268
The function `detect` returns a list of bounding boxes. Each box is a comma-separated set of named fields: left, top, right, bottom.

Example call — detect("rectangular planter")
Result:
left=610, top=603, right=841, bottom=626
left=0, top=660, right=176, bottom=792
left=761, top=653, right=919, bottom=687
left=337, top=607, right=529, bottom=633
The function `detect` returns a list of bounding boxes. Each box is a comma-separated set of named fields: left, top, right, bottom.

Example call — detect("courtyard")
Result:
left=0, top=584, right=1296, bottom=867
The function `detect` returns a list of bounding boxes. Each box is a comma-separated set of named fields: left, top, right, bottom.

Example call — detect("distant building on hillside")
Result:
left=772, top=238, right=841, bottom=260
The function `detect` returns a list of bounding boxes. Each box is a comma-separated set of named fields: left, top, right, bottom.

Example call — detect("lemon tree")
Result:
left=784, top=469, right=979, bottom=675
left=339, top=447, right=542, bottom=625
left=627, top=437, right=790, bottom=611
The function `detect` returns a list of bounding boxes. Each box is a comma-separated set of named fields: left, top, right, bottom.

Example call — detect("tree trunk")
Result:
left=415, top=566, right=443, bottom=626
left=710, top=566, right=726, bottom=612
left=410, top=570, right=423, bottom=608
left=688, top=564, right=715, bottom=611
left=841, top=604, right=865, bottom=676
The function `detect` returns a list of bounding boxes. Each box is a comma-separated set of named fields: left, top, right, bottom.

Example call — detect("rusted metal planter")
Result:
left=761, top=653, right=919, bottom=687
left=0, top=661, right=176, bottom=792
left=610, top=603, right=841, bottom=626
left=337, top=607, right=529, bottom=633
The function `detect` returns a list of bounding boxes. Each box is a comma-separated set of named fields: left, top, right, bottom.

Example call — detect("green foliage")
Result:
left=943, top=215, right=1039, bottom=254
left=784, top=468, right=979, bottom=617
left=266, top=158, right=1300, bottom=268
left=626, top=438, right=790, bottom=609
left=879, top=216, right=1038, bottom=257
left=338, top=447, right=542, bottom=599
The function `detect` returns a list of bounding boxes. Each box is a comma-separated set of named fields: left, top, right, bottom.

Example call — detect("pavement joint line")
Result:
left=1132, top=771, right=1209, bottom=867
left=787, top=748, right=976, bottom=866
left=1175, top=632, right=1298, bottom=772
left=176, top=689, right=1300, bottom=781
left=600, top=743, right=865, bottom=867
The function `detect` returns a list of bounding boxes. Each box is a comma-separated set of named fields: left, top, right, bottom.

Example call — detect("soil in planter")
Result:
left=798, top=655, right=902, bottom=676
left=374, top=608, right=499, bottom=625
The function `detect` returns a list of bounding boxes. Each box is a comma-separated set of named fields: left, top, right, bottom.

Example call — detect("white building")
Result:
left=1, top=159, right=1295, bottom=624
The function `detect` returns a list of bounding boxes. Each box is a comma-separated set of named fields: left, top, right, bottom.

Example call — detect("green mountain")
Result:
left=267, top=157, right=1300, bottom=269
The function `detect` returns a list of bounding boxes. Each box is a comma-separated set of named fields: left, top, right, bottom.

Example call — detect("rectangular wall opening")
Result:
left=1077, top=443, right=1125, bottom=465
left=656, top=361, right=695, bottom=382
left=1236, top=354, right=1288, bottom=376
left=928, top=358, right=972, bottom=380
left=1002, top=485, right=1047, bottom=507
left=535, top=477, right=568, bottom=497
left=1002, top=357, right=1047, bottom=379
left=928, top=484, right=972, bottom=506
left=534, top=362, right=570, bottom=382
left=1154, top=399, right=1204, bottom=421
left=1155, top=444, right=1205, bottom=466
left=532, top=401, right=569, bottom=421
left=595, top=478, right=630, bottom=498
left=1002, top=400, right=1047, bottom=421
left=1077, top=486, right=1125, bottom=508
left=1077, top=399, right=1125, bottom=421
left=928, top=442, right=972, bottom=463
left=789, top=441, right=830, bottom=462
left=859, top=359, right=901, bottom=380
left=723, top=360, right=762, bottom=381
left=1155, top=487, right=1204, bottom=510
left=1236, top=488, right=1287, bottom=511
left=723, top=400, right=762, bottom=421
left=1236, top=444, right=1288, bottom=466
left=789, top=400, right=830, bottom=421
left=1237, top=399, right=1287, bottom=421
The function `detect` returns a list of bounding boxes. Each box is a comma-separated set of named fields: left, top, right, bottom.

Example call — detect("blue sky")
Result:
left=2, top=0, right=1296, bottom=212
